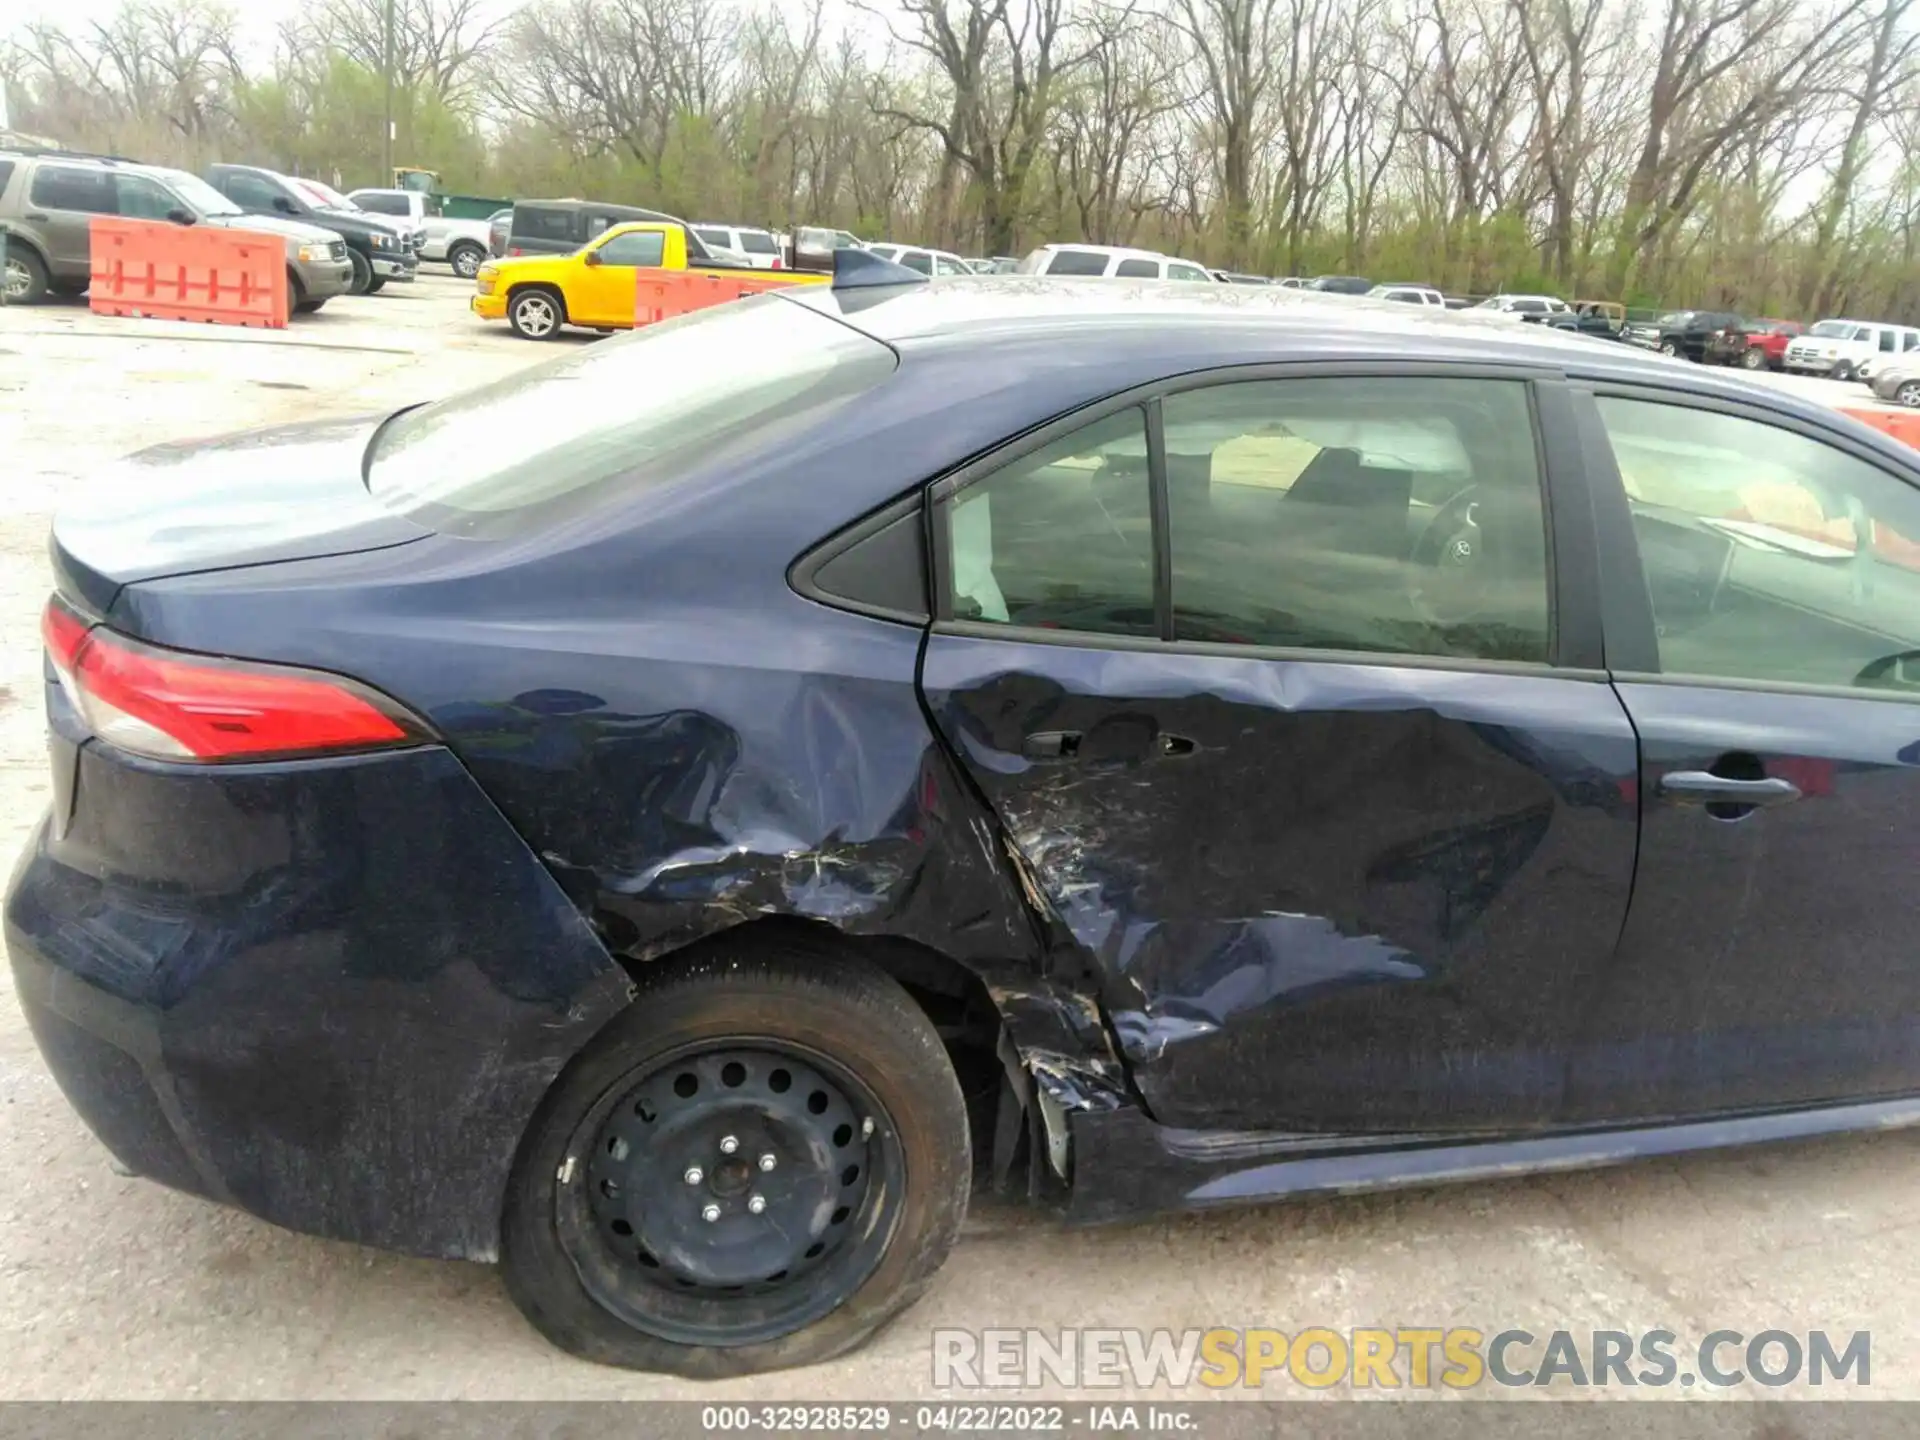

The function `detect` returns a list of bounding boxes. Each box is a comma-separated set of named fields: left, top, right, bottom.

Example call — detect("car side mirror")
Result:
left=582, top=249, right=602, bottom=267
left=166, top=208, right=196, bottom=226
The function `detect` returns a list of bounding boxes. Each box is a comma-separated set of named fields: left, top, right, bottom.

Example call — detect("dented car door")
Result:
left=918, top=369, right=1640, bottom=1134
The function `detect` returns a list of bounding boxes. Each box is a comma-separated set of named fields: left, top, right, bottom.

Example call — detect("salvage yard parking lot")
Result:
left=4, top=276, right=1920, bottom=1402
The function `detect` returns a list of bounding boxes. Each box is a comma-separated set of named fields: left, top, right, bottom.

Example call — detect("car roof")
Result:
left=783, top=277, right=1852, bottom=413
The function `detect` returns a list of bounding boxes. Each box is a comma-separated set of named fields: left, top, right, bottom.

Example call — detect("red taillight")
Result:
left=771, top=257, right=783, bottom=270
left=509, top=247, right=523, bottom=257
left=42, top=596, right=423, bottom=763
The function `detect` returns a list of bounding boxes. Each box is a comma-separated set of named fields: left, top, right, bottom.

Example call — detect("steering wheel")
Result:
left=1405, top=486, right=1498, bottom=627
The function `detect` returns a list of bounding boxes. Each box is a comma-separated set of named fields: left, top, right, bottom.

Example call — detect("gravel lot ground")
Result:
left=1, top=277, right=1917, bottom=1403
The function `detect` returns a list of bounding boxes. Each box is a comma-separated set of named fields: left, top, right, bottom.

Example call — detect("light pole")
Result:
left=382, top=0, right=396, bottom=181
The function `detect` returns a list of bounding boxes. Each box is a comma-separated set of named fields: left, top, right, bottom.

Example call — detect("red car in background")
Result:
left=1704, top=317, right=1805, bottom=370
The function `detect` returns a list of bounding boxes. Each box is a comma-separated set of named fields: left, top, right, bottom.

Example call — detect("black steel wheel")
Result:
left=569, top=1043, right=896, bottom=1346
left=501, top=943, right=970, bottom=1376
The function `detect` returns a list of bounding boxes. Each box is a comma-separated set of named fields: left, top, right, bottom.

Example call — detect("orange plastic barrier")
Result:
left=1841, top=406, right=1920, bottom=451
left=635, top=269, right=813, bottom=327
left=89, top=216, right=289, bottom=329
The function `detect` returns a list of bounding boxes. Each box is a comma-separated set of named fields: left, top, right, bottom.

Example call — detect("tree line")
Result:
left=5, top=0, right=1919, bottom=318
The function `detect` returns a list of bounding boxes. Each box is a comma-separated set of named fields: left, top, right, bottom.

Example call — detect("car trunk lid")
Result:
left=52, top=414, right=431, bottom=617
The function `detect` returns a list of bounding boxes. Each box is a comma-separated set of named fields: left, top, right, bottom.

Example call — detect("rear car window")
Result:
left=1114, top=259, right=1157, bottom=279
left=30, top=164, right=114, bottom=214
left=694, top=228, right=731, bottom=249
left=369, top=297, right=898, bottom=537
left=514, top=207, right=576, bottom=242
left=740, top=231, right=778, bottom=255
left=358, top=193, right=409, bottom=216
left=1044, top=249, right=1111, bottom=277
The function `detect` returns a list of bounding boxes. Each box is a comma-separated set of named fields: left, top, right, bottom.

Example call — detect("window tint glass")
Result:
left=946, top=409, right=1156, bottom=637
left=1513, top=299, right=1546, bottom=314
left=1596, top=397, right=1920, bottom=693
left=1114, top=258, right=1157, bottom=278
left=358, top=193, right=408, bottom=216
left=1167, top=263, right=1210, bottom=281
left=1044, top=249, right=1111, bottom=276
left=694, top=227, right=730, bottom=249
left=221, top=171, right=286, bottom=210
left=1882, top=330, right=1899, bottom=352
left=740, top=231, right=778, bottom=254
left=900, top=251, right=932, bottom=275
left=1162, top=379, right=1550, bottom=661
left=516, top=207, right=576, bottom=242
left=933, top=254, right=969, bottom=275
left=30, top=165, right=113, bottom=213
left=114, top=174, right=179, bottom=220
left=596, top=230, right=666, bottom=267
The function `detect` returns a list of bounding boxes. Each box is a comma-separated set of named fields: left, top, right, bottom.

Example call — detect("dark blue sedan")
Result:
left=14, top=261, right=1920, bottom=1376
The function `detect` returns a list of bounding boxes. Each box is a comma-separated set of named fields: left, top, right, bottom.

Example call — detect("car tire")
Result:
left=449, top=242, right=486, bottom=279
left=287, top=268, right=308, bottom=312
left=2, top=245, right=50, bottom=305
left=500, top=942, right=971, bottom=1377
left=1657, top=340, right=1680, bottom=357
left=1898, top=381, right=1920, bottom=409
left=1834, top=362, right=1856, bottom=382
left=346, top=249, right=373, bottom=295
left=367, top=276, right=387, bottom=294
left=508, top=287, right=566, bottom=341
left=296, top=299, right=327, bottom=314
left=1740, top=347, right=1767, bottom=370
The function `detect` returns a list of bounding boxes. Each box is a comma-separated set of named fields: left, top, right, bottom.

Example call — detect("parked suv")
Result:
left=0, top=150, right=353, bottom=310
left=690, top=223, right=785, bottom=270
left=204, top=164, right=414, bottom=294
left=1015, top=244, right=1214, bottom=281
left=498, top=200, right=683, bottom=259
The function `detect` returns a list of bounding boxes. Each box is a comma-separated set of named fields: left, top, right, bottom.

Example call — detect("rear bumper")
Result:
left=5, top=735, right=628, bottom=1260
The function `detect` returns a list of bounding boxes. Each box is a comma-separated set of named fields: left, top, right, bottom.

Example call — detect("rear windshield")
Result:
left=368, top=297, right=896, bottom=536
left=1044, top=249, right=1111, bottom=276
left=739, top=231, right=778, bottom=254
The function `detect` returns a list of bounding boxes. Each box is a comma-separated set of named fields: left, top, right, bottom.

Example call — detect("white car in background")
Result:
left=1471, top=293, right=1571, bottom=320
left=866, top=243, right=973, bottom=276
left=1368, top=284, right=1447, bottom=307
left=1787, top=320, right=1920, bottom=382
left=349, top=187, right=495, bottom=277
left=691, top=223, right=785, bottom=270
left=1015, top=244, right=1215, bottom=282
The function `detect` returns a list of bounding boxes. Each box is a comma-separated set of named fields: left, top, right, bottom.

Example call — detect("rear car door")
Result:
left=25, top=163, right=114, bottom=278
left=920, top=369, right=1639, bottom=1133
left=1567, top=387, right=1920, bottom=1121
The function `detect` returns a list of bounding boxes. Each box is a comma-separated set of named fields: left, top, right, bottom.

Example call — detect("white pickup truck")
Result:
left=347, top=189, right=496, bottom=278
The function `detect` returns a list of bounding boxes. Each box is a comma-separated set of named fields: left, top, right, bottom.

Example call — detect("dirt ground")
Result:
left=1, top=275, right=1916, bottom=1403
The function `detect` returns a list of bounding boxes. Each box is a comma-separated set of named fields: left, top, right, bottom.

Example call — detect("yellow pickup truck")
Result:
left=473, top=220, right=825, bottom=340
